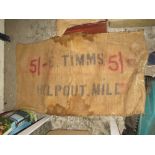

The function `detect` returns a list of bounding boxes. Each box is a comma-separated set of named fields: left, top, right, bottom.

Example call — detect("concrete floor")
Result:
left=47, top=129, right=91, bottom=135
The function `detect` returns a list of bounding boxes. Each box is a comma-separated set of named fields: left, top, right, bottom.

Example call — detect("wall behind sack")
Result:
left=4, top=19, right=56, bottom=110
left=0, top=19, right=4, bottom=112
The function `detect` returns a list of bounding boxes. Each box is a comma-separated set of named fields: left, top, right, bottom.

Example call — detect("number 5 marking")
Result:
left=29, top=57, right=40, bottom=76
left=108, top=52, right=123, bottom=73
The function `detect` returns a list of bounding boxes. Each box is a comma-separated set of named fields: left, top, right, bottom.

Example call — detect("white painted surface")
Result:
left=0, top=19, right=4, bottom=112
left=109, top=117, right=120, bottom=135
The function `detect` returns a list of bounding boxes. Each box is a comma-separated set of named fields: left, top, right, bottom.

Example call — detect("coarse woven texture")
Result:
left=16, top=31, right=148, bottom=116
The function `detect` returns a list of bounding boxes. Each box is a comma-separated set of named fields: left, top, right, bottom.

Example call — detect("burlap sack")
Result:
left=16, top=31, right=148, bottom=116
